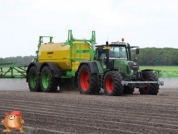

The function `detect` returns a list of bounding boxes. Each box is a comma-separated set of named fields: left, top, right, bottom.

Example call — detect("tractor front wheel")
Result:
left=103, top=71, right=124, bottom=96
left=77, top=64, right=100, bottom=94
left=40, top=66, right=58, bottom=92
left=139, top=71, right=159, bottom=95
left=28, top=66, right=41, bottom=92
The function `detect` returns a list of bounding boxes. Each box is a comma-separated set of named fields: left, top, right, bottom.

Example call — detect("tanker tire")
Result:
left=77, top=64, right=100, bottom=95
left=123, top=86, right=134, bottom=94
left=139, top=71, right=159, bottom=95
left=28, top=66, right=41, bottom=92
left=103, top=71, right=124, bottom=96
left=40, top=66, right=58, bottom=92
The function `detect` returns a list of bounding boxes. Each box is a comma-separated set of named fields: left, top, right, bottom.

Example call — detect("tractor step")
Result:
left=98, top=74, right=103, bottom=88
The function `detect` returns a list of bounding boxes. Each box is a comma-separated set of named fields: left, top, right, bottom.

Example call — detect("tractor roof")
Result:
left=95, top=41, right=128, bottom=47
left=95, top=41, right=139, bottom=49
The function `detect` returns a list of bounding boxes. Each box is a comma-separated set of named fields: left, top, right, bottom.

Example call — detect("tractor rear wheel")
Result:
left=40, top=66, right=58, bottom=92
left=139, top=71, right=159, bottom=95
left=123, top=86, right=134, bottom=94
left=28, top=66, right=41, bottom=92
left=103, top=71, right=124, bottom=96
left=77, top=64, right=100, bottom=94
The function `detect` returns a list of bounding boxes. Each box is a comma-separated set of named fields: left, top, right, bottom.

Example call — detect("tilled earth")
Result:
left=0, top=88, right=178, bottom=134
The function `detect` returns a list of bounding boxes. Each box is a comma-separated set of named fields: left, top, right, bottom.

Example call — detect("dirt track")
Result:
left=0, top=88, right=178, bottom=134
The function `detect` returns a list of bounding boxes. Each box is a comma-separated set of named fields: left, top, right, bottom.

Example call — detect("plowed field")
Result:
left=0, top=89, right=178, bottom=134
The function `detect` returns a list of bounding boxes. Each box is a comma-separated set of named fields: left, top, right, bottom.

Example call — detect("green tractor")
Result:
left=77, top=39, right=164, bottom=96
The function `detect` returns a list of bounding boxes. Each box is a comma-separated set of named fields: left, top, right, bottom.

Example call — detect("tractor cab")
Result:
left=94, top=39, right=139, bottom=61
left=94, top=39, right=140, bottom=78
left=95, top=45, right=128, bottom=60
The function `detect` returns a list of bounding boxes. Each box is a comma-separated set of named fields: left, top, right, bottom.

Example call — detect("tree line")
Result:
left=0, top=48, right=178, bottom=66
left=0, top=56, right=35, bottom=66
left=131, top=47, right=178, bottom=66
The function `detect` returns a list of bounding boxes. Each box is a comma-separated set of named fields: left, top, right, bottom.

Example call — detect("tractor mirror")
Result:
left=136, top=48, right=139, bottom=54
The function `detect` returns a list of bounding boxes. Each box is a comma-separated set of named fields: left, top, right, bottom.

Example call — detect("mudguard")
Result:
left=40, top=62, right=61, bottom=78
left=141, top=69, right=154, bottom=72
left=78, top=61, right=99, bottom=74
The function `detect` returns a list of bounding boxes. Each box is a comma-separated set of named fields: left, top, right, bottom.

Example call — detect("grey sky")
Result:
left=0, top=0, right=178, bottom=58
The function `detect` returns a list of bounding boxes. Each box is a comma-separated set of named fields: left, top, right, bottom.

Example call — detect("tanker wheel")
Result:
left=103, top=71, right=124, bottom=96
left=123, top=86, right=134, bottom=94
left=28, top=66, right=41, bottom=92
left=139, top=71, right=159, bottom=95
left=77, top=64, right=100, bottom=94
left=40, top=66, right=58, bottom=92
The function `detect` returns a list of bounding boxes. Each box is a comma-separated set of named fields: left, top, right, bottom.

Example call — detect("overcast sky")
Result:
left=0, top=0, right=178, bottom=58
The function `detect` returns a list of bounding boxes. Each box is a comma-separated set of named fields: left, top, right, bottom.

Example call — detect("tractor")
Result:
left=26, top=30, right=164, bottom=96
left=89, top=39, right=164, bottom=95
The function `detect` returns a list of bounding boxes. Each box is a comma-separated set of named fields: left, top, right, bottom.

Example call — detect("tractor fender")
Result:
left=40, top=62, right=61, bottom=78
left=26, top=62, right=42, bottom=82
left=78, top=61, right=99, bottom=74
left=103, top=69, right=118, bottom=76
left=141, top=69, right=154, bottom=72
left=140, top=69, right=158, bottom=78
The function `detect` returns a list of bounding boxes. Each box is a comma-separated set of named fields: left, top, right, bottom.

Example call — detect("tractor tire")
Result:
left=139, top=71, right=159, bottom=95
left=123, top=86, right=134, bottom=94
left=40, top=66, right=58, bottom=92
left=103, top=71, right=124, bottom=96
left=28, top=66, right=41, bottom=92
left=77, top=64, right=100, bottom=94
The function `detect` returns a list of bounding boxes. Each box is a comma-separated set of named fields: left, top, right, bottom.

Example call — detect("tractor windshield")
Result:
left=109, top=46, right=127, bottom=59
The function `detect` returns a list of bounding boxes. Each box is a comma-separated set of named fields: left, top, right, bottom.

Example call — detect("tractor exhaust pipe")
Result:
left=106, top=41, right=109, bottom=69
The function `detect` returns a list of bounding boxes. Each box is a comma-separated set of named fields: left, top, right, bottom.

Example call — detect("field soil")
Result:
left=0, top=88, right=178, bottom=134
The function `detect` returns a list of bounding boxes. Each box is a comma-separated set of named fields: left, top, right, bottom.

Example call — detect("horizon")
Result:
left=1, top=47, right=178, bottom=58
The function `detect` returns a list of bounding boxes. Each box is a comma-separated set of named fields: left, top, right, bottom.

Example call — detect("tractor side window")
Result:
left=96, top=47, right=105, bottom=60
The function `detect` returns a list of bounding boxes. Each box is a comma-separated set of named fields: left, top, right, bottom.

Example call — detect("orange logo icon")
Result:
left=1, top=110, right=25, bottom=133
